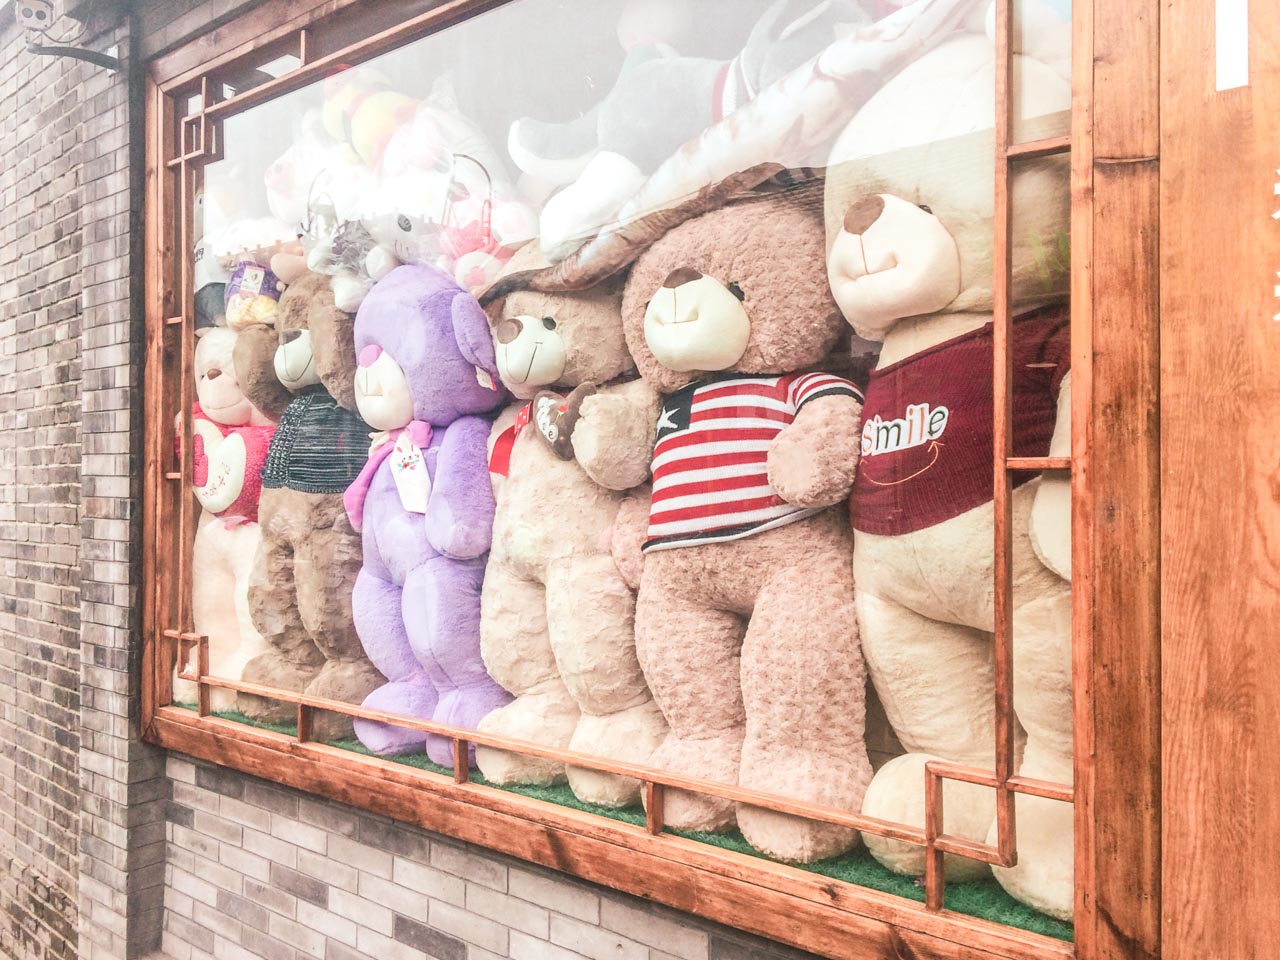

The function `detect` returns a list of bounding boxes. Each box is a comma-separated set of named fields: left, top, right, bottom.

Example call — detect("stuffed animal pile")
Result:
left=179, top=0, right=1079, bottom=925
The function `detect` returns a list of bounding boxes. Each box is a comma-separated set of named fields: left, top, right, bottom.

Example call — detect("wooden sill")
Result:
left=147, top=707, right=1072, bottom=960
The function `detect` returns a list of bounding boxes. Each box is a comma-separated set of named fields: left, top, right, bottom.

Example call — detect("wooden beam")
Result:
left=150, top=711, right=1071, bottom=960
left=1071, top=0, right=1162, bottom=957
left=1159, top=0, right=1280, bottom=956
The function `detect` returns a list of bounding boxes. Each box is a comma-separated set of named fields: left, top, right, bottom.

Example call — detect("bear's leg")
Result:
left=296, top=508, right=383, bottom=742
left=635, top=582, right=744, bottom=833
left=186, top=519, right=240, bottom=715
left=990, top=580, right=1074, bottom=921
left=476, top=561, right=577, bottom=786
left=408, top=555, right=513, bottom=769
left=240, top=493, right=324, bottom=724
left=736, top=526, right=869, bottom=864
left=221, top=522, right=271, bottom=707
left=857, top=590, right=1001, bottom=881
left=547, top=554, right=667, bottom=808
left=349, top=568, right=434, bottom=756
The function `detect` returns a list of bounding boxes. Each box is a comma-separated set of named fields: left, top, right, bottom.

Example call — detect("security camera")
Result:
left=15, top=0, right=55, bottom=33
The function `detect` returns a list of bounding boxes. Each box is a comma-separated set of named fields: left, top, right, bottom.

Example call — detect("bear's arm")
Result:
left=1030, top=371, right=1071, bottom=580
left=570, top=377, right=661, bottom=491
left=767, top=394, right=863, bottom=508
left=426, top=415, right=497, bottom=560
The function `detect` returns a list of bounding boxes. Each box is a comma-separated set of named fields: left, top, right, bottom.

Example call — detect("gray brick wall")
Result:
left=2, top=12, right=88, bottom=960
left=1, top=6, right=165, bottom=960
left=162, top=756, right=822, bottom=960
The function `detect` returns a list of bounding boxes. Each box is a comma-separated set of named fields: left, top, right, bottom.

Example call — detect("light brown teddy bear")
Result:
left=476, top=247, right=666, bottom=807
left=233, top=272, right=384, bottom=741
left=555, top=181, right=873, bottom=863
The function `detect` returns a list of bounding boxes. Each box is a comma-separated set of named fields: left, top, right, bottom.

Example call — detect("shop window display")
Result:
left=155, top=0, right=1075, bottom=945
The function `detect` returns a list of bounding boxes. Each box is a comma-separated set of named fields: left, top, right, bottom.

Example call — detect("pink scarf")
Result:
left=343, top=420, right=433, bottom=532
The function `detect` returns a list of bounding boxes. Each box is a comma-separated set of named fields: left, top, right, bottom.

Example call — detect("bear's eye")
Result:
left=397, top=214, right=412, bottom=232
left=917, top=204, right=933, bottom=215
left=542, top=317, right=557, bottom=331
left=727, top=281, right=745, bottom=301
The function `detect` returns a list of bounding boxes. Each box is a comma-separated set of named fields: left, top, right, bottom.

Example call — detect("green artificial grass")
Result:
left=174, top=703, right=1073, bottom=942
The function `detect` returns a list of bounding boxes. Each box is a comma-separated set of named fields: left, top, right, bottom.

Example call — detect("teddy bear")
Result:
left=507, top=0, right=869, bottom=259
left=174, top=327, right=276, bottom=713
left=515, top=181, right=872, bottom=864
left=473, top=246, right=666, bottom=807
left=824, top=31, right=1073, bottom=918
left=342, top=263, right=510, bottom=768
left=231, top=272, right=384, bottom=742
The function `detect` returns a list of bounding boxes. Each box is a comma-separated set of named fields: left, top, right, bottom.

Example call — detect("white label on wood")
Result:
left=1216, top=0, right=1249, bottom=91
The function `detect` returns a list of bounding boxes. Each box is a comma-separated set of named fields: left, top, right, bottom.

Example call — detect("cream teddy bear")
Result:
left=477, top=247, right=666, bottom=807
left=825, top=32, right=1073, bottom=917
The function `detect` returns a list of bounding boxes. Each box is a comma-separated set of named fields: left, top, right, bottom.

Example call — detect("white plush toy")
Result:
left=824, top=30, right=1073, bottom=918
left=173, top=328, right=277, bottom=713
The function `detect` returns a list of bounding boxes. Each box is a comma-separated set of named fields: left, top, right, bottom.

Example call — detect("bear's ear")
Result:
left=450, top=291, right=502, bottom=388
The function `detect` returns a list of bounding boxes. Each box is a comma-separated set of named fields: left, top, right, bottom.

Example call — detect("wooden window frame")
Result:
left=139, top=1, right=1162, bottom=958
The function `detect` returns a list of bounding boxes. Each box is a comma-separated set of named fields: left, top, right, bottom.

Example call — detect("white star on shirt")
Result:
left=657, top=406, right=678, bottom=432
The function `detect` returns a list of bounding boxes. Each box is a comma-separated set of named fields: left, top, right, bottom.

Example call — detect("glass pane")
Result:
left=1011, top=0, right=1072, bottom=142
left=171, top=0, right=1072, bottom=934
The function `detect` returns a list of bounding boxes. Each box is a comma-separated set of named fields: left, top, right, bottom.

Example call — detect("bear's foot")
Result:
left=737, top=742, right=871, bottom=864
left=352, top=680, right=437, bottom=757
left=304, top=658, right=386, bottom=742
left=645, top=730, right=742, bottom=834
left=566, top=701, right=668, bottom=808
left=427, top=680, right=514, bottom=769
left=990, top=748, right=1075, bottom=921
left=237, top=649, right=322, bottom=727
left=476, top=687, right=579, bottom=787
left=860, top=753, right=993, bottom=882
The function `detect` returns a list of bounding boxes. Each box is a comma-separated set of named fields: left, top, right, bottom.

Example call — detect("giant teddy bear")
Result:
left=344, top=263, right=510, bottom=767
left=233, top=272, right=384, bottom=741
left=824, top=30, right=1073, bottom=918
left=552, top=185, right=873, bottom=863
left=175, top=327, right=275, bottom=712
left=475, top=246, right=666, bottom=807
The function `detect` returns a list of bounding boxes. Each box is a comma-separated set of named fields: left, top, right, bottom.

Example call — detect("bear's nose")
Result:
left=495, top=318, right=523, bottom=344
left=843, top=195, right=886, bottom=235
left=358, top=344, right=383, bottom=368
left=283, top=329, right=303, bottom=344
left=663, top=267, right=702, bottom=289
left=206, top=368, right=222, bottom=380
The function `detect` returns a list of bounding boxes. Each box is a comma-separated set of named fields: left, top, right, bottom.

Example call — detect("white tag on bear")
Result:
left=390, top=430, right=431, bottom=514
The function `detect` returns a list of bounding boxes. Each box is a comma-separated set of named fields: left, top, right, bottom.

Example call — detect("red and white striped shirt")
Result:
left=645, top=372, right=862, bottom=552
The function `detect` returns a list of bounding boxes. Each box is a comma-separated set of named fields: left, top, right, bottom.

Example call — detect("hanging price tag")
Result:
left=390, top=430, right=431, bottom=514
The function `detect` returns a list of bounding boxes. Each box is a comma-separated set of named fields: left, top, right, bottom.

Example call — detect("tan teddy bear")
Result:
left=476, top=247, right=666, bottom=807
left=233, top=272, right=385, bottom=741
left=534, top=179, right=873, bottom=864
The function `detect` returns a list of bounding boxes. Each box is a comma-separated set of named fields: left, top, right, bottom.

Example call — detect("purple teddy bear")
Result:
left=343, top=263, right=510, bottom=765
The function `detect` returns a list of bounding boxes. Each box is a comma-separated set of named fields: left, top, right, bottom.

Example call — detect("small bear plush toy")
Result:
left=475, top=245, right=666, bottom=807
left=825, top=31, right=1073, bottom=918
left=545, top=180, right=874, bottom=864
left=175, top=327, right=275, bottom=713
left=232, top=272, right=384, bottom=742
left=344, top=263, right=510, bottom=768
